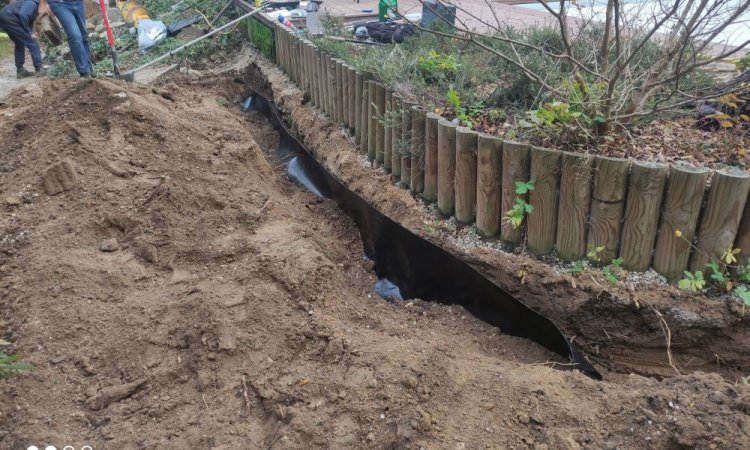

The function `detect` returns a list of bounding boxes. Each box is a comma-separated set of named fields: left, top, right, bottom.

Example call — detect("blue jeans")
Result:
left=0, top=12, right=43, bottom=70
left=49, top=0, right=91, bottom=76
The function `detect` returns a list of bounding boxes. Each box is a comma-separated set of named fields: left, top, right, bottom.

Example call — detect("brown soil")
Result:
left=0, top=52, right=748, bottom=450
left=250, top=55, right=750, bottom=383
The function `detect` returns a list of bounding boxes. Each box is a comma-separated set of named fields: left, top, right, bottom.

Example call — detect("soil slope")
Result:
left=0, top=72, right=748, bottom=449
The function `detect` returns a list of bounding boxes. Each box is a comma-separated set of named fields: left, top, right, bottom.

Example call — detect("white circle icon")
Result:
left=27, top=446, right=39, bottom=450
left=45, top=446, right=57, bottom=450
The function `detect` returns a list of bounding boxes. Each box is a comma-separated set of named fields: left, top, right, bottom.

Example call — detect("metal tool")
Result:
left=98, top=0, right=121, bottom=78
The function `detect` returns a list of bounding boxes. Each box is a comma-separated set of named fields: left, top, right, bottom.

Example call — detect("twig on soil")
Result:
left=202, top=394, right=210, bottom=409
left=242, top=375, right=253, bottom=411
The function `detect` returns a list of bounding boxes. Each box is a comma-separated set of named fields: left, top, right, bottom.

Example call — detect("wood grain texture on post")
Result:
left=652, top=165, right=709, bottom=280
left=348, top=66, right=356, bottom=131
left=733, top=199, right=750, bottom=269
left=689, top=169, right=750, bottom=272
left=367, top=80, right=377, bottom=161
left=424, top=112, right=441, bottom=202
left=336, top=60, right=345, bottom=124
left=375, top=83, right=386, bottom=165
left=555, top=152, right=594, bottom=261
left=400, top=100, right=417, bottom=187
left=619, top=162, right=668, bottom=271
left=340, top=63, right=349, bottom=127
left=527, top=147, right=561, bottom=255
left=437, top=119, right=458, bottom=216
left=305, top=43, right=313, bottom=102
left=317, top=51, right=327, bottom=114
left=359, top=75, right=370, bottom=154
left=328, top=56, right=336, bottom=118
left=500, top=141, right=531, bottom=244
left=455, top=127, right=478, bottom=224
left=410, top=106, right=428, bottom=193
left=323, top=52, right=332, bottom=116
left=383, top=87, right=394, bottom=172
left=587, top=156, right=630, bottom=263
left=390, top=94, right=403, bottom=177
left=476, top=134, right=503, bottom=236
left=354, top=71, right=363, bottom=145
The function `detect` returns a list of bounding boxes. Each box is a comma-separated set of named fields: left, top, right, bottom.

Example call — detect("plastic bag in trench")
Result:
left=137, top=19, right=167, bottom=51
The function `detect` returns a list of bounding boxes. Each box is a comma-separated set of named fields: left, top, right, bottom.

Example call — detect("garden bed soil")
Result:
left=0, top=51, right=748, bottom=449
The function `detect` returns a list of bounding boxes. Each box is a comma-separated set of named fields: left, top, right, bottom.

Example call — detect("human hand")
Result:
left=38, top=2, right=51, bottom=17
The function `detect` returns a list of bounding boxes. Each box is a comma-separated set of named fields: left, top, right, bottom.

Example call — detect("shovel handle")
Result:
left=98, top=0, right=116, bottom=48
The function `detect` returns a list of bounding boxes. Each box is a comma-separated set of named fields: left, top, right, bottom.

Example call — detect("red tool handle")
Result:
left=98, top=0, right=116, bottom=48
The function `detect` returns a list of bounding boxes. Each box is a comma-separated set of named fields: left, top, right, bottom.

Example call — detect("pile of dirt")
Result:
left=0, top=68, right=748, bottom=449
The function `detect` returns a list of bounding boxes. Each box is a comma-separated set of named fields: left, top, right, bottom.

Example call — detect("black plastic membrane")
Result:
left=244, top=94, right=601, bottom=380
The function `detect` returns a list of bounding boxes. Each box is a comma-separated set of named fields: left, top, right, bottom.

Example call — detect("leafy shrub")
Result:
left=417, top=50, right=459, bottom=82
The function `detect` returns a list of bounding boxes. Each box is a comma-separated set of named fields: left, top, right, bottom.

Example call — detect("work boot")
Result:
left=35, top=68, right=47, bottom=78
left=16, top=68, right=34, bottom=79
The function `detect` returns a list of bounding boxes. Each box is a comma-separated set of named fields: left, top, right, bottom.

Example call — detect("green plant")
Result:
left=737, top=54, right=750, bottom=72
left=734, top=285, right=750, bottom=306
left=602, top=258, right=624, bottom=285
left=568, top=260, right=589, bottom=273
left=678, top=271, right=706, bottom=291
left=417, top=50, right=459, bottom=82
left=0, top=352, right=33, bottom=379
left=505, top=181, right=534, bottom=229
left=706, top=260, right=731, bottom=289
left=586, top=244, right=605, bottom=263
left=446, top=87, right=473, bottom=128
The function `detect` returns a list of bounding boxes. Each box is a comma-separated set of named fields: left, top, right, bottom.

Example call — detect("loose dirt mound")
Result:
left=1, top=74, right=748, bottom=449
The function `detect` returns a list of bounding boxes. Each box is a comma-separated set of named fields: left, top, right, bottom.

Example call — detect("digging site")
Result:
left=0, top=48, right=749, bottom=449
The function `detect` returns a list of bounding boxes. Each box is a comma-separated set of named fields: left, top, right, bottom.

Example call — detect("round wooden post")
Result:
left=348, top=66, right=356, bottom=131
left=455, top=127, right=478, bottom=224
left=336, top=60, right=345, bottom=124
left=620, top=162, right=668, bottom=271
left=390, top=94, right=403, bottom=177
left=400, top=100, right=417, bottom=186
left=500, top=141, right=531, bottom=244
left=690, top=169, right=750, bottom=272
left=424, top=112, right=441, bottom=202
left=556, top=152, right=594, bottom=261
left=733, top=201, right=750, bottom=270
left=328, top=56, right=337, bottom=119
left=354, top=72, right=364, bottom=145
left=410, top=106, right=427, bottom=193
left=527, top=147, right=561, bottom=255
left=383, top=87, right=394, bottom=172
left=360, top=75, right=370, bottom=155
left=437, top=119, right=457, bottom=216
left=587, top=156, right=630, bottom=263
left=367, top=80, right=377, bottom=161
left=375, top=83, right=386, bottom=165
left=476, top=133, right=503, bottom=235
left=340, top=63, right=349, bottom=127
left=652, top=165, right=709, bottom=280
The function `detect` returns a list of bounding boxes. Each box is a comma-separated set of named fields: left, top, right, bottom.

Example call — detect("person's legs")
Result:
left=69, top=0, right=91, bottom=68
left=49, top=0, right=91, bottom=76
left=0, top=12, right=34, bottom=76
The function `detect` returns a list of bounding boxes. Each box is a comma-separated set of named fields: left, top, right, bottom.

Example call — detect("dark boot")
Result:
left=16, top=68, right=34, bottom=79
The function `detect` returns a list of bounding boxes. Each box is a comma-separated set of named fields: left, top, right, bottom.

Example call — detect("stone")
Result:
left=5, top=196, right=21, bottom=206
left=42, top=159, right=78, bottom=195
left=22, top=83, right=43, bottom=98
left=100, top=238, right=119, bottom=252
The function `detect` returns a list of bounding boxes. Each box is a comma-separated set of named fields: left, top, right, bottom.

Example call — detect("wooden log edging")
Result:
left=261, top=29, right=750, bottom=282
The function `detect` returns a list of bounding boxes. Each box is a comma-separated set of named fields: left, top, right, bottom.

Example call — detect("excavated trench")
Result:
left=242, top=93, right=601, bottom=380
left=241, top=59, right=750, bottom=382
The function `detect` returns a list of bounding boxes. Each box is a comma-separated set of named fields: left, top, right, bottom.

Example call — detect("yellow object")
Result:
left=117, top=0, right=151, bottom=26
left=255, top=0, right=262, bottom=6
left=0, top=32, right=8, bottom=40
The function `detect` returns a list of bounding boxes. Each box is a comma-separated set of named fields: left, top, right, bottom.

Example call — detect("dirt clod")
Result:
left=41, top=159, right=78, bottom=195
